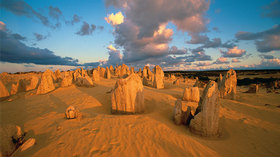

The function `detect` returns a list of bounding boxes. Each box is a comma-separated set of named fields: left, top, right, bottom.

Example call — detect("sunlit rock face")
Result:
left=111, top=73, right=144, bottom=114
left=92, top=69, right=100, bottom=81
left=55, top=69, right=62, bottom=82
left=76, top=75, right=94, bottom=87
left=99, top=67, right=106, bottom=78
left=182, top=87, right=200, bottom=102
left=190, top=81, right=220, bottom=137
left=105, top=67, right=111, bottom=79
left=219, top=69, right=237, bottom=99
left=0, top=125, right=24, bottom=157
left=173, top=99, right=195, bottom=125
left=0, top=79, right=9, bottom=98
left=152, top=65, right=164, bottom=89
left=61, top=74, right=73, bottom=87
left=36, top=69, right=55, bottom=95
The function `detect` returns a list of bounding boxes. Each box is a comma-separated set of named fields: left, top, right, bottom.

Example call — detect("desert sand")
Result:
left=0, top=70, right=280, bottom=157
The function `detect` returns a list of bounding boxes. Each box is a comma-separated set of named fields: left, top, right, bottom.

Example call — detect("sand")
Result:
left=0, top=77, right=280, bottom=157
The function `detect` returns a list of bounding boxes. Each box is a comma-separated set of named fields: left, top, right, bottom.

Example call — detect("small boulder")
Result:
left=246, top=84, right=259, bottom=93
left=65, top=106, right=80, bottom=119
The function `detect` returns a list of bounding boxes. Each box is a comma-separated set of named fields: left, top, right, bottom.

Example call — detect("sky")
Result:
left=0, top=0, right=280, bottom=73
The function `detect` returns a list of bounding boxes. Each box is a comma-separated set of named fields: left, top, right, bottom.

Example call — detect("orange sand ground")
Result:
left=1, top=78, right=280, bottom=157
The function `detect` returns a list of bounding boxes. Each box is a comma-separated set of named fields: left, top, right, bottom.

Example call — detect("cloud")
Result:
left=231, top=58, right=240, bottom=63
left=115, top=22, right=173, bottom=63
left=168, top=46, right=187, bottom=55
left=1, top=0, right=54, bottom=28
left=76, top=22, right=96, bottom=36
left=107, top=45, right=118, bottom=51
left=212, top=27, right=220, bottom=33
left=98, top=26, right=104, bottom=30
left=82, top=62, right=100, bottom=68
left=235, top=25, right=280, bottom=52
left=195, top=62, right=212, bottom=67
left=257, top=58, right=280, bottom=69
left=0, top=21, right=6, bottom=31
left=24, top=64, right=35, bottom=67
left=105, top=12, right=124, bottom=26
left=213, top=57, right=229, bottom=64
left=104, top=0, right=212, bottom=67
left=215, top=9, right=221, bottom=14
left=220, top=46, right=246, bottom=58
left=259, top=54, right=275, bottom=59
left=12, top=33, right=26, bottom=41
left=34, top=33, right=48, bottom=41
left=66, top=14, right=81, bottom=25
left=49, top=6, right=62, bottom=20
left=262, top=0, right=280, bottom=19
left=255, top=35, right=280, bottom=52
left=0, top=26, right=80, bottom=66
left=187, top=34, right=236, bottom=55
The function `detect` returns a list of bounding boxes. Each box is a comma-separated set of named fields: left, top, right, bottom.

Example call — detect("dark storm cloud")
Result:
left=188, top=34, right=236, bottom=49
left=0, top=29, right=80, bottom=66
left=262, top=0, right=280, bottom=19
left=11, top=33, right=26, bottom=41
left=76, top=22, right=97, bottom=36
left=259, top=54, right=275, bottom=59
left=24, top=64, right=35, bottom=67
left=235, top=25, right=280, bottom=52
left=235, top=25, right=280, bottom=40
left=1, top=0, right=54, bottom=28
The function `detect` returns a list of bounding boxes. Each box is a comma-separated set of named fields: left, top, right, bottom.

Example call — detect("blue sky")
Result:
left=0, top=0, right=279, bottom=72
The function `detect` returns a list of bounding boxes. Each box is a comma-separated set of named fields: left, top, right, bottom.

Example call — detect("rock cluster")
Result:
left=111, top=73, right=144, bottom=114
left=173, top=87, right=199, bottom=125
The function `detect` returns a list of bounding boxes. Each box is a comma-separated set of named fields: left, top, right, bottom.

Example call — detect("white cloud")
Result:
left=105, top=12, right=124, bottom=26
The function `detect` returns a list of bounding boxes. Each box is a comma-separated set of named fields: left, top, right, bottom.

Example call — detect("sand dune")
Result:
left=0, top=77, right=280, bottom=157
